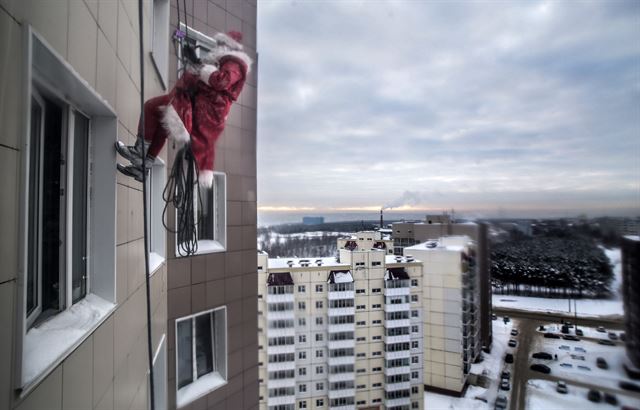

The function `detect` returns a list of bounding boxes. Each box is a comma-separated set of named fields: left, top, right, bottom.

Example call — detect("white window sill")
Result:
left=149, top=251, right=165, bottom=274
left=177, top=371, right=226, bottom=408
left=22, top=293, right=115, bottom=386
left=176, top=240, right=225, bottom=257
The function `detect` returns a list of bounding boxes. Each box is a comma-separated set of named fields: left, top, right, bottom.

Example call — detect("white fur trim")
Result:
left=224, top=50, right=253, bottom=73
left=199, top=64, right=218, bottom=83
left=198, top=170, right=214, bottom=188
left=213, top=32, right=243, bottom=50
left=201, top=48, right=253, bottom=73
left=160, top=105, right=190, bottom=144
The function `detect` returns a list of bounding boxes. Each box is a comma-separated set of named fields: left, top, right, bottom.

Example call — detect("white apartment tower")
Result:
left=404, top=236, right=480, bottom=394
left=258, top=241, right=425, bottom=410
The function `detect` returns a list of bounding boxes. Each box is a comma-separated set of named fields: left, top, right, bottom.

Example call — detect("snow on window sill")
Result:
left=22, top=293, right=115, bottom=387
left=177, top=371, right=226, bottom=408
left=149, top=251, right=165, bottom=275
left=176, top=240, right=225, bottom=258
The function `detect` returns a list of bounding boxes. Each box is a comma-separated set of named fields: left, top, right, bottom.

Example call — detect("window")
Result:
left=372, top=335, right=382, bottom=341
left=372, top=367, right=382, bottom=372
left=316, top=301, right=323, bottom=309
left=316, top=350, right=323, bottom=358
left=372, top=351, right=381, bottom=356
left=357, top=321, right=366, bottom=326
left=147, top=158, right=167, bottom=273
left=412, top=356, right=419, bottom=364
left=411, top=310, right=419, bottom=318
left=411, top=294, right=419, bottom=302
left=316, top=366, right=323, bottom=374
left=356, top=337, right=366, bottom=341
left=356, top=305, right=366, bottom=310
left=372, top=288, right=381, bottom=293
left=151, top=0, right=170, bottom=88
left=355, top=262, right=365, bottom=266
left=372, top=261, right=381, bottom=266
left=298, top=301, right=306, bottom=310
left=316, top=284, right=323, bottom=292
left=412, top=371, right=419, bottom=379
left=372, top=304, right=381, bottom=309
left=316, top=317, right=323, bottom=325
left=299, top=384, right=307, bottom=393
left=357, top=368, right=366, bottom=374
left=298, top=285, right=306, bottom=293
left=356, top=353, right=365, bottom=358
left=299, top=401, right=307, bottom=409
left=299, top=351, right=306, bottom=360
left=412, top=386, right=419, bottom=394
left=372, top=320, right=381, bottom=324
left=356, top=289, right=365, bottom=294
left=316, top=399, right=324, bottom=406
left=357, top=384, right=366, bottom=389
left=412, top=341, right=419, bottom=349
left=412, top=402, right=419, bottom=409
left=411, top=279, right=418, bottom=287
left=412, top=325, right=419, bottom=333
left=315, top=333, right=323, bottom=342
left=21, top=29, right=117, bottom=387
left=150, top=335, right=167, bottom=410
left=298, top=367, right=306, bottom=376
left=372, top=382, right=382, bottom=387
left=176, top=172, right=226, bottom=256
left=176, top=307, right=227, bottom=407
left=298, top=318, right=306, bottom=326
left=299, top=335, right=306, bottom=343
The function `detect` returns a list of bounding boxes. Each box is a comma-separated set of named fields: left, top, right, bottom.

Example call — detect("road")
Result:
left=493, top=307, right=624, bottom=328
left=503, top=311, right=639, bottom=410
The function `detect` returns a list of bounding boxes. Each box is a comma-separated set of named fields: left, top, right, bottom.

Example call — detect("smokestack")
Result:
left=380, top=209, right=384, bottom=228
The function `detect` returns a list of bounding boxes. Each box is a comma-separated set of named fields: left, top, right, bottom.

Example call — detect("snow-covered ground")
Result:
left=526, top=379, right=639, bottom=410
left=539, top=323, right=624, bottom=340
left=424, top=317, right=516, bottom=410
left=493, top=247, right=623, bottom=318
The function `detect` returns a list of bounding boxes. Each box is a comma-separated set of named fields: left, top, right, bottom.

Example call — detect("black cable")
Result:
left=136, top=1, right=155, bottom=409
left=162, top=144, right=203, bottom=257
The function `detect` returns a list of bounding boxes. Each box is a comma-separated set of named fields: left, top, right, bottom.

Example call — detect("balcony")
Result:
left=328, top=371, right=355, bottom=383
left=266, top=327, right=295, bottom=338
left=266, top=361, right=295, bottom=373
left=328, top=290, right=355, bottom=300
left=328, top=388, right=356, bottom=400
left=385, top=397, right=411, bottom=408
left=384, top=287, right=410, bottom=297
left=266, top=293, right=294, bottom=304
left=385, top=350, right=410, bottom=360
left=328, top=307, right=356, bottom=317
left=266, top=344, right=295, bottom=355
left=328, top=339, right=355, bottom=350
left=384, top=366, right=411, bottom=377
left=327, top=323, right=355, bottom=333
left=385, top=319, right=411, bottom=329
left=328, top=355, right=355, bottom=367
left=329, top=405, right=356, bottom=410
left=266, top=377, right=295, bottom=390
left=384, top=303, right=410, bottom=313
left=267, top=394, right=295, bottom=408
left=385, top=334, right=411, bottom=345
left=266, top=310, right=294, bottom=321
left=385, top=381, right=411, bottom=392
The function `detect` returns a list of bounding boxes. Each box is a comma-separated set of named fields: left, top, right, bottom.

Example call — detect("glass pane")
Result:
left=195, top=313, right=213, bottom=378
left=197, top=185, right=214, bottom=240
left=72, top=112, right=89, bottom=304
left=27, top=97, right=43, bottom=317
left=177, top=319, right=193, bottom=388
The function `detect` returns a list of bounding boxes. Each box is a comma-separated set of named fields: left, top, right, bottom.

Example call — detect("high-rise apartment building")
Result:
left=337, top=231, right=395, bottom=255
left=621, top=235, right=640, bottom=373
left=0, top=1, right=258, bottom=409
left=392, top=218, right=492, bottom=352
left=258, top=243, right=425, bottom=410
left=404, top=236, right=480, bottom=395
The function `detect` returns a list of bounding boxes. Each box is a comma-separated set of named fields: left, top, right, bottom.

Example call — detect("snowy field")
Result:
left=526, top=379, right=640, bottom=410
left=424, top=317, right=516, bottom=410
left=493, top=247, right=623, bottom=318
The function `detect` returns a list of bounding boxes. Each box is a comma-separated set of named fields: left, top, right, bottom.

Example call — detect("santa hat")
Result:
left=213, top=31, right=244, bottom=50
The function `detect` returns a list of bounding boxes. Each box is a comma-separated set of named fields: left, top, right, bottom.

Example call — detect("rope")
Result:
left=162, top=144, right=203, bottom=257
left=136, top=0, right=155, bottom=408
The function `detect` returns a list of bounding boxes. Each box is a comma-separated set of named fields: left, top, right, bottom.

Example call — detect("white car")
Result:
left=500, top=379, right=510, bottom=391
left=557, top=381, right=568, bottom=394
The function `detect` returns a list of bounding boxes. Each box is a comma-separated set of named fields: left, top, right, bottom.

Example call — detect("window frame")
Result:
left=17, top=26, right=117, bottom=392
left=175, top=171, right=227, bottom=257
left=150, top=0, right=170, bottom=89
left=174, top=306, right=228, bottom=407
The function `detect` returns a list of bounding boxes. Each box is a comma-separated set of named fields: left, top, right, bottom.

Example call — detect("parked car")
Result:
left=588, top=389, right=602, bottom=403
left=530, top=364, right=551, bottom=374
left=501, top=370, right=510, bottom=380
left=560, top=363, right=573, bottom=368
left=598, top=339, right=616, bottom=346
left=604, top=393, right=618, bottom=405
left=561, top=325, right=570, bottom=334
left=532, top=352, right=553, bottom=360
left=619, top=381, right=640, bottom=393
left=494, top=395, right=508, bottom=410
left=576, top=328, right=584, bottom=336
left=597, top=326, right=606, bottom=333
left=570, top=354, right=585, bottom=361
left=575, top=347, right=586, bottom=353
left=608, top=332, right=618, bottom=340
left=620, top=332, right=626, bottom=341
left=559, top=345, right=570, bottom=350
left=596, top=357, right=609, bottom=369
left=505, top=353, right=514, bottom=364
left=556, top=381, right=568, bottom=394
left=492, top=314, right=497, bottom=320
left=544, top=333, right=560, bottom=339
left=500, top=379, right=510, bottom=391
left=563, top=335, right=580, bottom=341
left=510, top=329, right=519, bottom=336
left=504, top=316, right=510, bottom=323
left=577, top=365, right=591, bottom=371
left=508, top=339, right=517, bottom=347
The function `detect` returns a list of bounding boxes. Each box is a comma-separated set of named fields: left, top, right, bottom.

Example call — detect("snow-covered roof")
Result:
left=624, top=235, right=639, bottom=242
left=405, top=236, right=471, bottom=253
left=385, top=255, right=420, bottom=264
left=327, top=270, right=353, bottom=284
left=268, top=257, right=348, bottom=270
left=385, top=267, right=410, bottom=280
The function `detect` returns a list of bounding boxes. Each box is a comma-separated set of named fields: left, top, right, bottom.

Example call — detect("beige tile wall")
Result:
left=0, top=1, right=167, bottom=409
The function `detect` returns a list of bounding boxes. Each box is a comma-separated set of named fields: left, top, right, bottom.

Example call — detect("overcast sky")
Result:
left=255, top=1, right=640, bottom=217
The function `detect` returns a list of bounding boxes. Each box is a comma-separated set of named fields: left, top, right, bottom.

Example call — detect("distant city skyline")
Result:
left=256, top=1, right=640, bottom=217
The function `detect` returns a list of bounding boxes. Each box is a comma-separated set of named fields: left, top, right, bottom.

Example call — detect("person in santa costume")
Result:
left=116, top=30, right=252, bottom=187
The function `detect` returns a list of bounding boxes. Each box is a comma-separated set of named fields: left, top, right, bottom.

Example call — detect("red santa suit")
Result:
left=139, top=31, right=252, bottom=187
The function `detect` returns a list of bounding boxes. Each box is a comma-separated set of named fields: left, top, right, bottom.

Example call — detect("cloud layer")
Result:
left=256, top=1, right=640, bottom=217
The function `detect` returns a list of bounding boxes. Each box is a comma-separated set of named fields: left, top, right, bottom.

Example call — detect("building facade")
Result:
left=621, top=235, right=640, bottom=372
left=258, top=246, right=425, bottom=410
left=404, top=237, right=480, bottom=395
left=0, top=1, right=258, bottom=409
left=392, top=218, right=492, bottom=352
